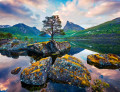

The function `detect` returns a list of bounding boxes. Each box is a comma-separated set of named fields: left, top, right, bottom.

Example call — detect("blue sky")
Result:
left=0, top=0, right=120, bottom=30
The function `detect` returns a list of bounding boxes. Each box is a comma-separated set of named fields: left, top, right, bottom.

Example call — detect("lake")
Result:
left=0, top=39, right=120, bottom=92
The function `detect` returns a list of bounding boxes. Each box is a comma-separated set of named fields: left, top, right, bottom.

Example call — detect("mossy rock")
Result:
left=87, top=54, right=120, bottom=69
left=91, top=79, right=110, bottom=92
left=20, top=57, right=52, bottom=85
left=11, top=67, right=21, bottom=74
left=27, top=40, right=71, bottom=56
left=48, top=54, right=91, bottom=87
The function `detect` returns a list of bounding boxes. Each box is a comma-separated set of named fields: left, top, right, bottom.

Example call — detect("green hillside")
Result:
left=0, top=23, right=40, bottom=37
left=71, top=17, right=120, bottom=39
left=55, top=17, right=120, bottom=39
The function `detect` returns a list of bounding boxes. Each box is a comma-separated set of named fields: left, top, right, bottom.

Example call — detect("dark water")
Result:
left=0, top=39, right=120, bottom=92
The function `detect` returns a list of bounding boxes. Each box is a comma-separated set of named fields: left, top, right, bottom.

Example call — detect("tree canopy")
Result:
left=42, top=15, right=65, bottom=40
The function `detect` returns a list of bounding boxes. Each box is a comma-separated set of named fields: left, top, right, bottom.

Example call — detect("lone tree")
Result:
left=42, top=15, right=65, bottom=40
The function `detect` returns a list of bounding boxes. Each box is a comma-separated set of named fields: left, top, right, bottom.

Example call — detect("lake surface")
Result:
left=0, top=39, right=120, bottom=92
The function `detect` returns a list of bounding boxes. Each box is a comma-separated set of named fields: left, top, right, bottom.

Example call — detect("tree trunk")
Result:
left=51, top=25, right=54, bottom=41
left=51, top=33, right=53, bottom=41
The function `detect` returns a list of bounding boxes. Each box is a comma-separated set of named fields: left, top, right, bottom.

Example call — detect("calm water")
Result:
left=0, top=39, right=120, bottom=92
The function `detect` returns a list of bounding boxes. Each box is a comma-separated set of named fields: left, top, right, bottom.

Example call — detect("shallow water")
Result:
left=0, top=39, right=120, bottom=92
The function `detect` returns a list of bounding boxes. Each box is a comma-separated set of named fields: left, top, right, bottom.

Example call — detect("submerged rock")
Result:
left=87, top=54, right=120, bottom=69
left=27, top=40, right=71, bottom=56
left=20, top=57, right=52, bottom=85
left=48, top=54, right=91, bottom=87
left=11, top=67, right=21, bottom=74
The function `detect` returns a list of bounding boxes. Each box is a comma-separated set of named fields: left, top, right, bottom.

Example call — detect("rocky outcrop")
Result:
left=11, top=67, right=21, bottom=74
left=87, top=54, right=120, bottom=69
left=20, top=57, right=52, bottom=85
left=0, top=39, right=10, bottom=46
left=27, top=40, right=71, bottom=56
left=0, top=40, right=71, bottom=58
left=0, top=39, right=28, bottom=58
left=48, top=54, right=91, bottom=87
left=0, top=39, right=28, bottom=51
left=20, top=54, right=91, bottom=87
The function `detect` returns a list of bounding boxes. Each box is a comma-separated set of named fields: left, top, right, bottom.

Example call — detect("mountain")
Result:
left=0, top=25, right=11, bottom=28
left=0, top=23, right=40, bottom=36
left=71, top=17, right=120, bottom=39
left=63, top=21, right=84, bottom=31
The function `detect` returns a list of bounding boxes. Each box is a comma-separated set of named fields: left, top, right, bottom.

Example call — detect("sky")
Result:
left=0, top=0, right=120, bottom=30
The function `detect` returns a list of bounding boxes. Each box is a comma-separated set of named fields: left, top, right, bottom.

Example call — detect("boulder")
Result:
left=11, top=67, right=21, bottom=74
left=27, top=40, right=71, bottom=56
left=87, top=54, right=120, bottom=69
left=48, top=54, right=91, bottom=87
left=0, top=39, right=28, bottom=51
left=20, top=57, right=52, bottom=85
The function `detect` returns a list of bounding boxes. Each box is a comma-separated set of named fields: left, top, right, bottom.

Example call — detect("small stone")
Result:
left=11, top=67, right=21, bottom=74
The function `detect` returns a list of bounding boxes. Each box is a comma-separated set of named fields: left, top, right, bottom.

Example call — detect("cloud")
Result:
left=77, top=0, right=94, bottom=9
left=0, top=2, right=32, bottom=17
left=5, top=0, right=49, bottom=12
left=0, top=0, right=119, bottom=29
left=53, top=0, right=120, bottom=28
left=86, top=1, right=120, bottom=17
left=0, top=0, right=49, bottom=29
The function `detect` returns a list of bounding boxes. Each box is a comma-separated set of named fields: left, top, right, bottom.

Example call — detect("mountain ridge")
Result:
left=63, top=21, right=84, bottom=31
left=0, top=23, right=40, bottom=36
left=71, top=17, right=120, bottom=39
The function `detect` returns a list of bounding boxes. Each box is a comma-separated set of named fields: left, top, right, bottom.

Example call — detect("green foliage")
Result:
left=60, top=29, right=65, bottom=35
left=91, top=79, right=110, bottom=92
left=0, top=32, right=13, bottom=39
left=24, top=36, right=28, bottom=41
left=39, top=31, right=46, bottom=36
left=42, top=15, right=64, bottom=40
left=29, top=38, right=34, bottom=43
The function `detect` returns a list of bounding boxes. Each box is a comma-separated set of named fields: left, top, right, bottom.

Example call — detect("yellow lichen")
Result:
left=14, top=67, right=21, bottom=71
left=81, top=80, right=90, bottom=87
left=40, top=57, right=48, bottom=61
left=63, top=54, right=70, bottom=59
left=39, top=72, right=42, bottom=76
left=31, top=61, right=40, bottom=66
left=31, top=69, right=41, bottom=73
left=27, top=44, right=33, bottom=46
left=108, top=54, right=118, bottom=61
left=88, top=54, right=120, bottom=65
left=34, top=73, right=37, bottom=77
left=70, top=75, right=73, bottom=77
left=67, top=59, right=81, bottom=67
left=38, top=64, right=44, bottom=67
left=60, top=69, right=63, bottom=73
left=96, top=54, right=105, bottom=60
left=24, top=67, right=35, bottom=75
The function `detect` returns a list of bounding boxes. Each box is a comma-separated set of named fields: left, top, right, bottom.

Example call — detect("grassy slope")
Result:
left=56, top=18, right=120, bottom=39
left=71, top=18, right=120, bottom=39
left=0, top=26, right=37, bottom=36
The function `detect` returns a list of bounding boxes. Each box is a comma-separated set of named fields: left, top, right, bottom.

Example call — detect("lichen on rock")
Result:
left=87, top=54, right=120, bottom=69
left=27, top=40, right=71, bottom=56
left=11, top=67, right=21, bottom=74
left=48, top=54, right=91, bottom=87
left=20, top=57, right=52, bottom=85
